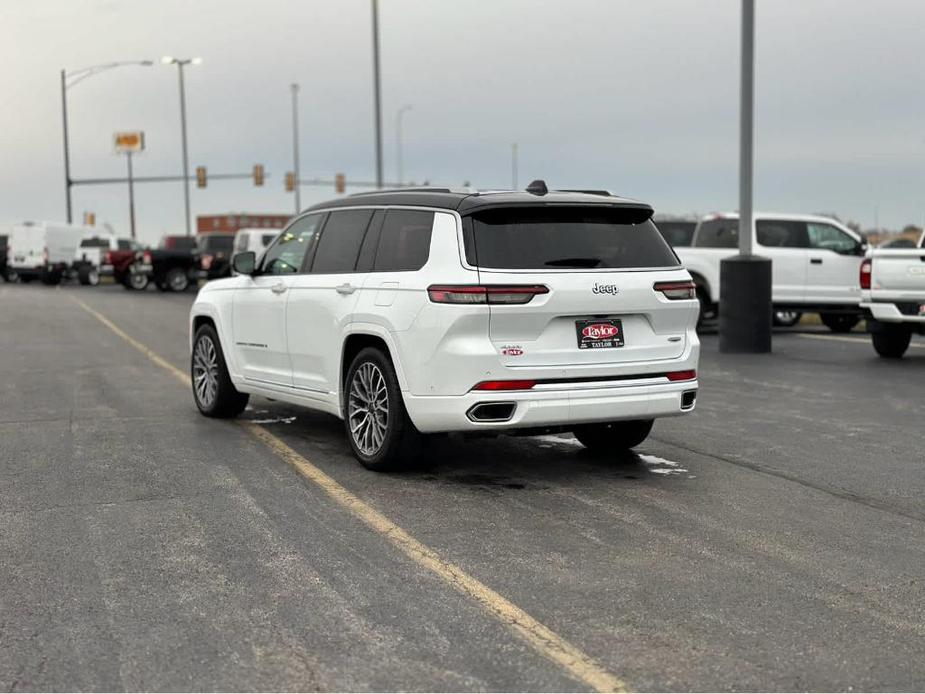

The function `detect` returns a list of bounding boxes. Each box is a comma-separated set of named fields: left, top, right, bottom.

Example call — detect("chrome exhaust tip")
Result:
left=467, top=402, right=516, bottom=423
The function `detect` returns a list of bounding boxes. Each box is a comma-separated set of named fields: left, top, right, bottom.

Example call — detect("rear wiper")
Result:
left=544, top=257, right=603, bottom=268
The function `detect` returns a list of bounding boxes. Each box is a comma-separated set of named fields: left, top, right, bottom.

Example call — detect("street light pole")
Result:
left=60, top=60, right=152, bottom=225
left=162, top=56, right=201, bottom=236
left=61, top=69, right=72, bottom=224
left=396, top=104, right=412, bottom=186
left=718, top=0, right=772, bottom=354
left=371, top=0, right=383, bottom=188
left=291, top=83, right=301, bottom=213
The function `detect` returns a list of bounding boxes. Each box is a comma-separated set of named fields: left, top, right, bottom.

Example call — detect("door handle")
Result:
left=810, top=258, right=823, bottom=264
left=271, top=282, right=288, bottom=294
left=335, top=283, right=356, bottom=295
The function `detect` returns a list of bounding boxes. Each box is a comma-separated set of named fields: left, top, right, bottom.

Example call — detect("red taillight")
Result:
left=666, top=370, right=697, bottom=382
left=472, top=379, right=537, bottom=391
left=143, top=251, right=152, bottom=264
left=860, top=258, right=872, bottom=290
left=427, top=285, right=549, bottom=305
left=201, top=254, right=214, bottom=270
left=104, top=251, right=112, bottom=264
left=654, top=280, right=696, bottom=300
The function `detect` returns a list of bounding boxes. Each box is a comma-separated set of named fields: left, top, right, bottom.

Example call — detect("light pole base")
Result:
left=719, top=254, right=772, bottom=353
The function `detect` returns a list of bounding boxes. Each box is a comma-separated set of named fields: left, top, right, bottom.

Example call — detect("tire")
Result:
left=78, top=266, right=100, bottom=286
left=573, top=419, right=654, bottom=452
left=3, top=270, right=17, bottom=283
left=820, top=312, right=859, bottom=333
left=123, top=271, right=150, bottom=291
left=165, top=268, right=190, bottom=292
left=343, top=347, right=422, bottom=471
left=871, top=324, right=912, bottom=359
left=773, top=310, right=802, bottom=327
left=191, top=324, right=249, bottom=417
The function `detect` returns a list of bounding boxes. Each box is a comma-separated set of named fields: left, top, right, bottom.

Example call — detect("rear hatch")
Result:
left=463, top=205, right=694, bottom=368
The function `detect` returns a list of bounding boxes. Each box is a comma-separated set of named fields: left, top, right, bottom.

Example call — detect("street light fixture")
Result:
left=162, top=56, right=202, bottom=236
left=60, top=60, right=153, bottom=223
left=396, top=104, right=412, bottom=187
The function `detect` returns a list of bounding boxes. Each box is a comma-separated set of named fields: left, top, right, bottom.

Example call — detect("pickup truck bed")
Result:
left=860, top=242, right=925, bottom=357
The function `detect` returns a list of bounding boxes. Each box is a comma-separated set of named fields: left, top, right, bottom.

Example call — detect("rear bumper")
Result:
left=403, top=379, right=698, bottom=433
left=861, top=301, right=925, bottom=324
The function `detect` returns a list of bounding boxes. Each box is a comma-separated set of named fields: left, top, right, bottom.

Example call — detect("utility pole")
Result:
left=719, top=0, right=772, bottom=353
left=61, top=70, right=72, bottom=224
left=291, top=83, right=302, bottom=213
left=511, top=142, right=518, bottom=189
left=126, top=151, right=137, bottom=239
left=371, top=0, right=383, bottom=188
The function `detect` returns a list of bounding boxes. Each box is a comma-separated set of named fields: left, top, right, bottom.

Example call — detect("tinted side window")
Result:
left=806, top=223, right=857, bottom=254
left=373, top=210, right=435, bottom=272
left=311, top=209, right=374, bottom=273
left=261, top=214, right=323, bottom=275
left=694, top=219, right=738, bottom=248
left=757, top=220, right=808, bottom=248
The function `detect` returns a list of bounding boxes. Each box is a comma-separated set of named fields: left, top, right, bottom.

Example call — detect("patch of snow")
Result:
left=249, top=416, right=296, bottom=425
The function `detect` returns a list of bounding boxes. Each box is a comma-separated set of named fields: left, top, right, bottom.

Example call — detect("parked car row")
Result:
left=2, top=223, right=278, bottom=292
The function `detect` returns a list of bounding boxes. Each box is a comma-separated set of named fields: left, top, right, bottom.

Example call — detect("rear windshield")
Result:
left=163, top=236, right=198, bottom=251
left=201, top=235, right=234, bottom=252
left=656, top=221, right=696, bottom=247
left=464, top=207, right=678, bottom=269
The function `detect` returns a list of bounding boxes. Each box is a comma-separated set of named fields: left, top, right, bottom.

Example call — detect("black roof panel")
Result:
left=303, top=188, right=653, bottom=216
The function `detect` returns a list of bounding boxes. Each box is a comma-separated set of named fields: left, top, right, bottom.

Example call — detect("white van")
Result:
left=233, top=228, right=279, bottom=258
left=9, top=221, right=97, bottom=285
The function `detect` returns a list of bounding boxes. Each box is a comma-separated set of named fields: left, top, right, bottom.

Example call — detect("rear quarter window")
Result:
left=464, top=206, right=677, bottom=269
left=373, top=210, right=435, bottom=272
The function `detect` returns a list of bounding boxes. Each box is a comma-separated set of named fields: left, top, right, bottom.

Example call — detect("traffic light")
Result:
left=253, top=164, right=264, bottom=187
left=196, top=166, right=207, bottom=188
left=285, top=172, right=296, bottom=192
left=335, top=173, right=346, bottom=194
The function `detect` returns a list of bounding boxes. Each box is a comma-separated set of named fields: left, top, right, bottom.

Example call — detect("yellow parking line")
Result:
left=71, top=296, right=626, bottom=693
left=796, top=332, right=923, bottom=348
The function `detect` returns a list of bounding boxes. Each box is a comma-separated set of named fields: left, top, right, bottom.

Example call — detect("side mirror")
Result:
left=232, top=251, right=256, bottom=276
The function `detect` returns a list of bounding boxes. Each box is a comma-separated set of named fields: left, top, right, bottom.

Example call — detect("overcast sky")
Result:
left=2, top=0, right=924, bottom=244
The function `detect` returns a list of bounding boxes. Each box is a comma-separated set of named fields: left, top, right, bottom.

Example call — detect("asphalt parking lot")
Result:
left=1, top=282, right=924, bottom=692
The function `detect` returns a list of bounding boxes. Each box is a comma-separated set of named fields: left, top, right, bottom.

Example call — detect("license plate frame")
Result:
left=575, top=318, right=624, bottom=349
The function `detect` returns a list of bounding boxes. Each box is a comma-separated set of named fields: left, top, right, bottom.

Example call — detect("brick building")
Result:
left=197, top=213, right=291, bottom=234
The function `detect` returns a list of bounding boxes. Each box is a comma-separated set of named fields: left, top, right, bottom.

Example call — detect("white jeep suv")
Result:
left=189, top=183, right=700, bottom=470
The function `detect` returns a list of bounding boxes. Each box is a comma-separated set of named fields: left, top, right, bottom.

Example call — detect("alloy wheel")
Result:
left=348, top=362, right=389, bottom=456
left=193, top=335, right=219, bottom=408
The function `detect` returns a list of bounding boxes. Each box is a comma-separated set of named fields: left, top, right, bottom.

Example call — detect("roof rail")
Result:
left=555, top=189, right=615, bottom=197
left=348, top=187, right=454, bottom=197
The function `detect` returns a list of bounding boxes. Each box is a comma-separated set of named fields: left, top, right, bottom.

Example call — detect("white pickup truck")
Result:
left=675, top=213, right=867, bottom=332
left=860, top=232, right=925, bottom=358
